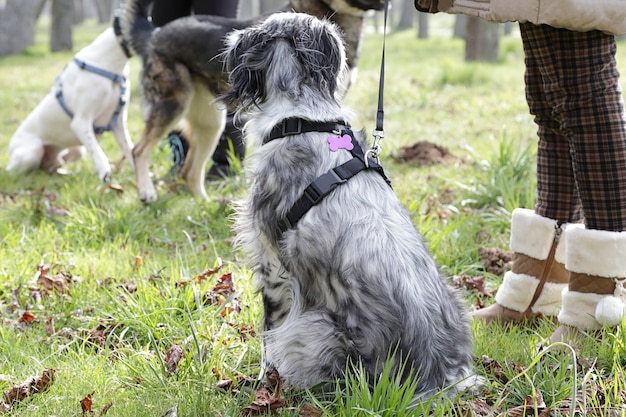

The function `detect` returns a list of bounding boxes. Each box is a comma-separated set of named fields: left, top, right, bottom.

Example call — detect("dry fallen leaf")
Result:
left=81, top=391, right=94, bottom=415
left=36, top=263, right=72, bottom=293
left=505, top=389, right=546, bottom=417
left=17, top=312, right=36, bottom=324
left=3, top=368, right=56, bottom=407
left=106, top=183, right=124, bottom=193
left=460, top=275, right=493, bottom=297
left=479, top=356, right=508, bottom=384
left=298, top=402, right=323, bottom=417
left=164, top=345, right=184, bottom=376
left=196, top=264, right=224, bottom=283
left=99, top=401, right=113, bottom=416
left=242, top=387, right=288, bottom=415
left=211, top=273, right=236, bottom=297
left=44, top=316, right=55, bottom=336
left=242, top=371, right=287, bottom=415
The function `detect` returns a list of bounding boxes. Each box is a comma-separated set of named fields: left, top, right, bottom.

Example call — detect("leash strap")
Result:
left=370, top=0, right=390, bottom=157
left=54, top=59, right=127, bottom=134
left=264, top=118, right=349, bottom=144
left=277, top=129, right=391, bottom=236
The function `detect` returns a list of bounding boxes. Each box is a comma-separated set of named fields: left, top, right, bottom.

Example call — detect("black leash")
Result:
left=367, top=0, right=390, bottom=164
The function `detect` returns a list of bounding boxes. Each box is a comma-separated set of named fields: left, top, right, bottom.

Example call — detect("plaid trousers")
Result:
left=521, top=23, right=626, bottom=231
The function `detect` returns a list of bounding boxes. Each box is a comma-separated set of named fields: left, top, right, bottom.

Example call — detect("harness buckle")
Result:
left=282, top=119, right=303, bottom=136
left=304, top=169, right=345, bottom=204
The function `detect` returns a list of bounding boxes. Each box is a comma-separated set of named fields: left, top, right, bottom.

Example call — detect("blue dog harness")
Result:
left=264, top=118, right=392, bottom=238
left=54, top=57, right=127, bottom=135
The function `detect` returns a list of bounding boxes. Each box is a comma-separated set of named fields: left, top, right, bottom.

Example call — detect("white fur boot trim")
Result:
left=494, top=271, right=566, bottom=315
left=495, top=271, right=539, bottom=313
left=509, top=208, right=557, bottom=260
left=595, top=278, right=626, bottom=326
left=566, top=227, right=626, bottom=278
left=558, top=290, right=605, bottom=330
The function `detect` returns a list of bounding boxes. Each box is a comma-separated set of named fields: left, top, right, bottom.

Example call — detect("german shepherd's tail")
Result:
left=118, top=0, right=154, bottom=59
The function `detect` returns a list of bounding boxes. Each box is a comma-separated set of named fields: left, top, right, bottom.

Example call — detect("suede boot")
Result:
left=473, top=208, right=576, bottom=323
left=551, top=228, right=626, bottom=344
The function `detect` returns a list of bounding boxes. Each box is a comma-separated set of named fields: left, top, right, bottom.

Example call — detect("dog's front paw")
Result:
left=99, top=170, right=112, bottom=183
left=137, top=182, right=158, bottom=203
left=94, top=160, right=112, bottom=183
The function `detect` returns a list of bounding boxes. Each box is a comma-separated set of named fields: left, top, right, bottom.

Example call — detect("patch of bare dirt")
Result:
left=478, top=247, right=514, bottom=276
left=393, top=141, right=457, bottom=166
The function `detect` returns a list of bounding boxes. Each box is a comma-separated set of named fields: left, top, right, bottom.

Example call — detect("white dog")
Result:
left=6, top=16, right=134, bottom=182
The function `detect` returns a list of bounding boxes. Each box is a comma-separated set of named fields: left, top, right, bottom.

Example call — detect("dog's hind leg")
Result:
left=134, top=61, right=193, bottom=203
left=133, top=120, right=174, bottom=203
left=58, top=146, right=87, bottom=164
left=262, top=308, right=349, bottom=388
left=41, top=145, right=70, bottom=173
left=181, top=86, right=225, bottom=200
left=6, top=136, right=45, bottom=174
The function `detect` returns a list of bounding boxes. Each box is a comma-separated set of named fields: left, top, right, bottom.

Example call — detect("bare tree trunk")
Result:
left=0, top=0, right=40, bottom=56
left=74, top=0, right=84, bottom=24
left=465, top=16, right=500, bottom=62
left=259, top=0, right=284, bottom=13
left=50, top=0, right=73, bottom=51
left=396, top=0, right=414, bottom=31
left=453, top=14, right=467, bottom=39
left=35, top=0, right=49, bottom=21
left=92, top=0, right=117, bottom=24
left=238, top=0, right=260, bottom=18
left=417, top=12, right=428, bottom=38
left=503, top=21, right=513, bottom=35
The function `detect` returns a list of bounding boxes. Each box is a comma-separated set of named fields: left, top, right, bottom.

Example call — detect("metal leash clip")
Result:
left=365, top=129, right=384, bottom=168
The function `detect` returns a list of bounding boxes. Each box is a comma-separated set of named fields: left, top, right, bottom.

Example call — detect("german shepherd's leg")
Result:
left=134, top=61, right=193, bottom=203
left=180, top=84, right=225, bottom=200
left=133, top=121, right=172, bottom=203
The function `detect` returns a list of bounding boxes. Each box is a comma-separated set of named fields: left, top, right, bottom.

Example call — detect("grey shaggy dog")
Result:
left=222, top=13, right=476, bottom=398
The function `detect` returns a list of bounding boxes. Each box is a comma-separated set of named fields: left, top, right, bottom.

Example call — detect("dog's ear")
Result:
left=291, top=16, right=347, bottom=99
left=220, top=28, right=265, bottom=112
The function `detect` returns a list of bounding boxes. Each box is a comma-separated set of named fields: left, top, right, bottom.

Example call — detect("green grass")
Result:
left=1, top=16, right=626, bottom=417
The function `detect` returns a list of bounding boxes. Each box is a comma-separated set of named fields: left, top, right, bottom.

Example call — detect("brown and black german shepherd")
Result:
left=119, top=0, right=384, bottom=203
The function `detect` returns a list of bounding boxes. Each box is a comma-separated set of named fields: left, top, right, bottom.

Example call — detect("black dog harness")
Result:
left=264, top=118, right=392, bottom=237
left=54, top=58, right=127, bottom=135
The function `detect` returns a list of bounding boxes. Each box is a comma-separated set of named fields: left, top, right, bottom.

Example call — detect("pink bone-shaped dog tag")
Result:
left=327, top=134, right=354, bottom=152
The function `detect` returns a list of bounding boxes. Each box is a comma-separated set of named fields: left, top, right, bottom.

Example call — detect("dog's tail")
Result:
left=118, top=0, right=154, bottom=59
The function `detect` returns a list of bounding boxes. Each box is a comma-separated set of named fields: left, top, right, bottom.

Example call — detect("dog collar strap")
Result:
left=264, top=118, right=350, bottom=144
left=113, top=14, right=133, bottom=58
left=277, top=130, right=391, bottom=237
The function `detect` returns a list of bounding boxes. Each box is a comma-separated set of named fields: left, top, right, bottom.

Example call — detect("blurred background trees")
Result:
left=0, top=0, right=519, bottom=62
